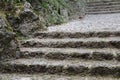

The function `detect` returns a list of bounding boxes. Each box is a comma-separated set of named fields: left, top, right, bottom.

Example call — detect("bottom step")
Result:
left=1, top=58, right=120, bottom=76
left=0, top=73, right=119, bottom=80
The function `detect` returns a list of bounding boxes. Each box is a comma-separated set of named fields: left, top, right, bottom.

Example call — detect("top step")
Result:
left=87, top=0, right=120, bottom=6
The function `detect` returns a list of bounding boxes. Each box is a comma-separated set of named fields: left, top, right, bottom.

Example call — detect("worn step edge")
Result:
left=20, top=48, right=120, bottom=61
left=21, top=37, right=120, bottom=48
left=1, top=58, right=120, bottom=76
left=34, top=31, right=120, bottom=38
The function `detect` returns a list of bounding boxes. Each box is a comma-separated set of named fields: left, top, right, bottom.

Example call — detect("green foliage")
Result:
left=40, top=0, right=66, bottom=25
left=0, top=11, right=13, bottom=32
left=1, top=0, right=66, bottom=25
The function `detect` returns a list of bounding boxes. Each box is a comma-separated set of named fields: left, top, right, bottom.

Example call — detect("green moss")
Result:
left=0, top=11, right=13, bottom=32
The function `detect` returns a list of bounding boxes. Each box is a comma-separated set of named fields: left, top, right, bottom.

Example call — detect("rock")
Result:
left=0, top=17, right=20, bottom=61
left=60, top=8, right=69, bottom=22
left=65, top=0, right=86, bottom=20
left=7, top=1, right=47, bottom=37
left=0, top=17, right=7, bottom=31
left=6, top=15, right=22, bottom=32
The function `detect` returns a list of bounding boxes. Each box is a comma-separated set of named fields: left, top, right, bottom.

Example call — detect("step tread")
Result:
left=0, top=73, right=119, bottom=80
left=35, top=31, right=120, bottom=34
left=87, top=7, right=120, bottom=10
left=36, top=31, right=120, bottom=33
left=23, top=37, right=120, bottom=43
left=2, top=58, right=120, bottom=67
left=20, top=48, right=120, bottom=60
left=87, top=10, right=120, bottom=14
left=87, top=5, right=120, bottom=9
left=21, top=48, right=120, bottom=54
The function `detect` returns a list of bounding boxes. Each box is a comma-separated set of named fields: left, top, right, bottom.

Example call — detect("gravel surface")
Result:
left=48, top=13, right=120, bottom=32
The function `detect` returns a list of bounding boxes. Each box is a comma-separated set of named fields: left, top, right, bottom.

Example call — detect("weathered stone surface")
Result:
left=20, top=48, right=120, bottom=61
left=86, top=0, right=120, bottom=14
left=7, top=1, right=46, bottom=37
left=0, top=58, right=120, bottom=76
left=11, top=77, right=32, bottom=80
left=0, top=73, right=119, bottom=80
left=0, top=17, right=20, bottom=61
left=65, top=0, right=86, bottom=19
left=21, top=38, right=120, bottom=48
left=34, top=31, right=120, bottom=39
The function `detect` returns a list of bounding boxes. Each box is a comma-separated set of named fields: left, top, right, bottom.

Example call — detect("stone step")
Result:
left=1, top=58, right=120, bottom=76
left=21, top=37, right=120, bottom=48
left=86, top=0, right=120, bottom=14
left=87, top=1, right=120, bottom=7
left=20, top=48, right=120, bottom=61
left=87, top=4, right=120, bottom=9
left=87, top=5, right=120, bottom=11
left=86, top=9, right=120, bottom=14
left=87, top=7, right=120, bottom=12
left=34, top=31, right=120, bottom=39
left=0, top=73, right=119, bottom=80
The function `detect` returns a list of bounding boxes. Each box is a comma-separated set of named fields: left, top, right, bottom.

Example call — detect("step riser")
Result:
left=20, top=51, right=120, bottom=61
left=21, top=41, right=120, bottom=48
left=34, top=32, right=120, bottom=39
left=0, top=64, right=120, bottom=76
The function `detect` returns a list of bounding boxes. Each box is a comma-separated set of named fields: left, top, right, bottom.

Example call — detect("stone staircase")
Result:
left=86, top=0, right=120, bottom=14
left=1, top=31, right=120, bottom=78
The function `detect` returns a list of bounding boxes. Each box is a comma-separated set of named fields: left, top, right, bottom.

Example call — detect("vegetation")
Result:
left=0, top=0, right=67, bottom=25
left=40, top=0, right=67, bottom=25
left=0, top=0, right=86, bottom=26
